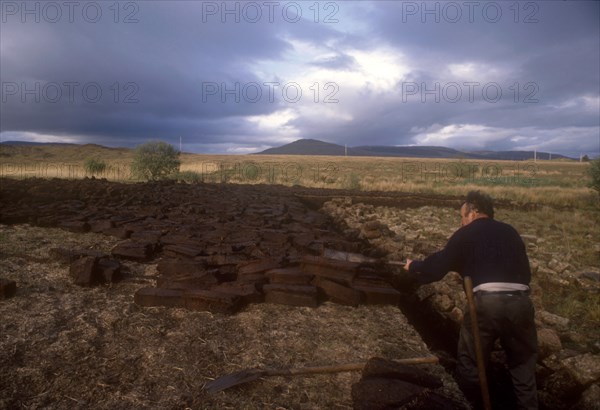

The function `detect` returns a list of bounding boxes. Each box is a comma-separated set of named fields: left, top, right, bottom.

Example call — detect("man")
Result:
left=405, top=191, right=538, bottom=409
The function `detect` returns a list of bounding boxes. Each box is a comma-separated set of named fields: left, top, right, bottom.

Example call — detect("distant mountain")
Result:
left=353, top=145, right=473, bottom=159
left=256, top=139, right=576, bottom=161
left=0, top=140, right=78, bottom=146
left=470, top=150, right=571, bottom=161
left=258, top=139, right=355, bottom=156
left=0, top=141, right=133, bottom=162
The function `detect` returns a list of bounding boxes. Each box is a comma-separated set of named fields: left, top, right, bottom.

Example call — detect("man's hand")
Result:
left=404, top=259, right=413, bottom=271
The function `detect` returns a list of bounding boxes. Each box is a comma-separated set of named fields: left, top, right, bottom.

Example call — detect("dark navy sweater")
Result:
left=408, top=218, right=531, bottom=287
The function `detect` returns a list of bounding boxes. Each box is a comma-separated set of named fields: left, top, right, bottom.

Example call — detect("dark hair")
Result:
left=464, top=190, right=494, bottom=219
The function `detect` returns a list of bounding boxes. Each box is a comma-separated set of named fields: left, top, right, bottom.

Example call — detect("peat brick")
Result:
left=89, top=220, right=114, bottom=233
left=351, top=378, right=425, bottom=410
left=205, top=244, right=233, bottom=255
left=292, top=233, right=316, bottom=248
left=208, top=266, right=237, bottom=283
left=160, top=234, right=197, bottom=246
left=313, top=277, right=362, bottom=307
left=237, top=259, right=280, bottom=276
left=36, top=215, right=58, bottom=227
left=301, top=256, right=357, bottom=285
left=220, top=230, right=259, bottom=245
left=362, top=357, right=443, bottom=388
left=131, top=230, right=163, bottom=244
left=163, top=244, right=205, bottom=258
left=402, top=390, right=468, bottom=410
left=183, top=290, right=242, bottom=314
left=134, top=287, right=185, bottom=308
left=103, top=227, right=133, bottom=239
left=97, top=258, right=122, bottom=283
left=235, top=272, right=268, bottom=286
left=59, top=220, right=91, bottom=233
left=70, top=256, right=99, bottom=286
left=111, top=216, right=145, bottom=227
left=111, top=241, right=155, bottom=261
left=0, top=211, right=28, bottom=225
left=353, top=273, right=392, bottom=287
left=267, top=267, right=313, bottom=285
left=263, top=284, right=319, bottom=307
left=212, top=282, right=263, bottom=304
left=260, top=230, right=289, bottom=245
left=207, top=254, right=248, bottom=266
left=157, top=272, right=218, bottom=290
left=352, top=284, right=401, bottom=305
left=157, top=259, right=206, bottom=276
left=0, top=278, right=17, bottom=299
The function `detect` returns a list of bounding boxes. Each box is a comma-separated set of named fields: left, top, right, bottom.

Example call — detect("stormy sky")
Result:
left=1, top=1, right=599, bottom=157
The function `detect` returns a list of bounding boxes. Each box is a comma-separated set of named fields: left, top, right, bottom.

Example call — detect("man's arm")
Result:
left=405, top=232, right=465, bottom=284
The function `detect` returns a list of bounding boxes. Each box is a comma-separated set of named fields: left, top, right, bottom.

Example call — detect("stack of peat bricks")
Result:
left=135, top=251, right=402, bottom=314
left=0, top=178, right=402, bottom=313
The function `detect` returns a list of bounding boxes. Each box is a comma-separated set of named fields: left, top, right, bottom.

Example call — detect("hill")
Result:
left=352, top=145, right=474, bottom=159
left=0, top=141, right=79, bottom=146
left=256, top=139, right=575, bottom=161
left=258, top=139, right=356, bottom=156
left=0, top=142, right=132, bottom=162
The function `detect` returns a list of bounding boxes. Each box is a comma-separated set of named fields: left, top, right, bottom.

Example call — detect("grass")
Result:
left=0, top=144, right=597, bottom=209
left=540, top=281, right=600, bottom=337
left=498, top=206, right=600, bottom=336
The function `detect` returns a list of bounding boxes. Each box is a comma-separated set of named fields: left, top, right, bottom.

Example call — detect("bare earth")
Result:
left=0, top=178, right=468, bottom=409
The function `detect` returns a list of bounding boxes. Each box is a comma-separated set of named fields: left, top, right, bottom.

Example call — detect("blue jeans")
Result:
left=457, top=292, right=538, bottom=410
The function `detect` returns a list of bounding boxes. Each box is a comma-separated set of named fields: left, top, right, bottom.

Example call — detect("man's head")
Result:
left=461, top=191, right=494, bottom=226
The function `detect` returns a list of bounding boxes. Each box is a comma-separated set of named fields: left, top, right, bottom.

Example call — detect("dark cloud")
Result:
left=0, top=1, right=598, bottom=156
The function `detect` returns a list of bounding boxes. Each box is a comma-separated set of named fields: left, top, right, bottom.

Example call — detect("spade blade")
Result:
left=204, top=368, right=266, bottom=394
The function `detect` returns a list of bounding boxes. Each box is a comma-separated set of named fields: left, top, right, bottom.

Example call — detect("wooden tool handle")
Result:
left=464, top=276, right=492, bottom=410
left=387, top=260, right=406, bottom=266
left=267, top=356, right=439, bottom=377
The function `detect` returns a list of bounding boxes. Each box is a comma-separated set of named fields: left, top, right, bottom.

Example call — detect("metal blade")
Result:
left=204, top=368, right=266, bottom=394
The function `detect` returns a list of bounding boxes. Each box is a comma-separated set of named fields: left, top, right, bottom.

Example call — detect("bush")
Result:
left=84, top=158, right=107, bottom=175
left=131, top=141, right=180, bottom=181
left=587, top=158, right=600, bottom=196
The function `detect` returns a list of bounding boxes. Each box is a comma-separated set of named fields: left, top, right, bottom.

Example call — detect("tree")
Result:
left=588, top=158, right=600, bottom=196
left=84, top=158, right=107, bottom=175
left=130, top=141, right=180, bottom=181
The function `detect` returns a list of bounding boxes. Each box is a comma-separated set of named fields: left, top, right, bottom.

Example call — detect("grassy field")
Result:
left=1, top=143, right=597, bottom=209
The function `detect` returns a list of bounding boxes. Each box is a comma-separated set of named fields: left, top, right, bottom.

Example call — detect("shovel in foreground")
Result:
left=204, top=355, right=439, bottom=394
